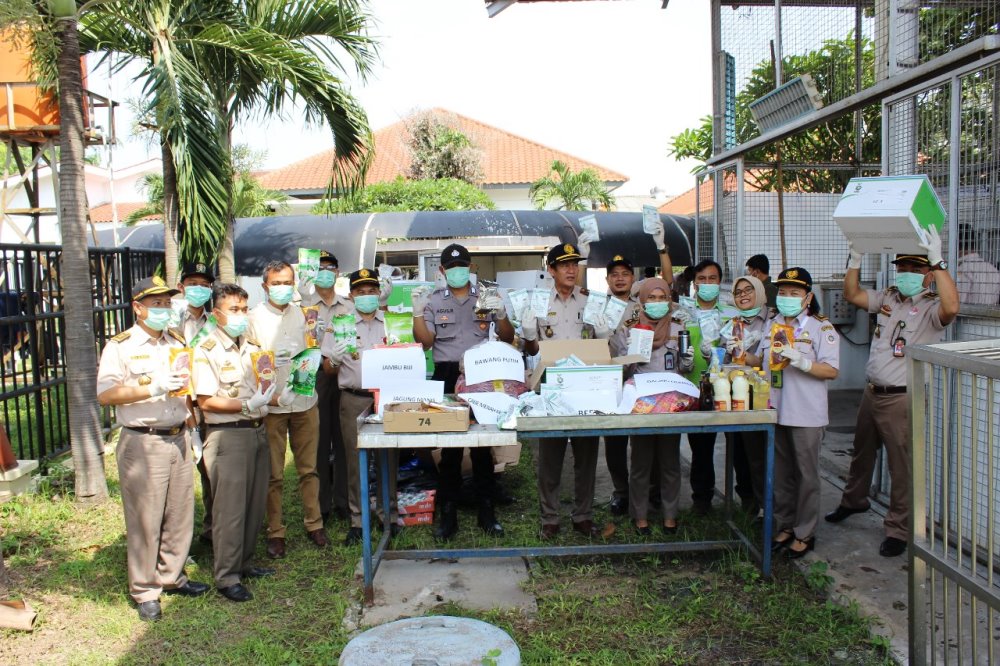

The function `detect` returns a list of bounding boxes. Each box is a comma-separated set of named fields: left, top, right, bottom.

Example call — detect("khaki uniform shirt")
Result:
left=330, top=310, right=386, bottom=390
left=864, top=287, right=946, bottom=387
left=535, top=286, right=596, bottom=341
left=97, top=325, right=190, bottom=427
left=192, top=329, right=268, bottom=424
left=301, top=290, right=354, bottom=347
left=249, top=301, right=318, bottom=413
left=422, top=286, right=495, bottom=362
left=181, top=308, right=209, bottom=345
left=761, top=311, right=840, bottom=428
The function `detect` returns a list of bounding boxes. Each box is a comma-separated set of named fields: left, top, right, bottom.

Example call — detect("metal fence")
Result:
left=0, top=243, right=164, bottom=463
left=909, top=339, right=1000, bottom=664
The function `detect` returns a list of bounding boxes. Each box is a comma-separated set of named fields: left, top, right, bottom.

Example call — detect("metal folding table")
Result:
left=357, top=411, right=776, bottom=604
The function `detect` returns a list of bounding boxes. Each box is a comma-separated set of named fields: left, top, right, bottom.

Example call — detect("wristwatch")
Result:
left=931, top=261, right=948, bottom=271
left=658, top=246, right=669, bottom=255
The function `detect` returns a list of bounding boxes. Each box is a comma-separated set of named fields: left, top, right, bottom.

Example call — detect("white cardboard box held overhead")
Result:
left=832, top=175, right=946, bottom=254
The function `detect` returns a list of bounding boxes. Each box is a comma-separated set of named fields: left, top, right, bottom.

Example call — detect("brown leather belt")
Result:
left=206, top=419, right=263, bottom=429
left=867, top=383, right=907, bottom=395
left=342, top=387, right=372, bottom=398
left=124, top=425, right=186, bottom=437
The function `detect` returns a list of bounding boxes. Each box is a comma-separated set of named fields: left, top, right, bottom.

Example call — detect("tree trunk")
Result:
left=161, top=141, right=180, bottom=285
left=216, top=116, right=236, bottom=283
left=54, top=14, right=109, bottom=503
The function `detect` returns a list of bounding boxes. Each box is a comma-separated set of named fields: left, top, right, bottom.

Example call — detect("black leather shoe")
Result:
left=633, top=521, right=652, bottom=537
left=163, top=581, right=210, bottom=597
left=609, top=496, right=629, bottom=516
left=434, top=501, right=459, bottom=541
left=785, top=537, right=816, bottom=560
left=242, top=567, right=275, bottom=579
left=879, top=536, right=907, bottom=557
left=477, top=500, right=504, bottom=537
left=825, top=505, right=869, bottom=523
left=137, top=600, right=161, bottom=621
left=343, top=527, right=363, bottom=546
left=218, top=584, right=253, bottom=602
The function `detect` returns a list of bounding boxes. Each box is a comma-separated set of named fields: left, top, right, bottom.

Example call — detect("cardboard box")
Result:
left=397, top=511, right=434, bottom=527
left=832, top=175, right=945, bottom=254
left=397, top=489, right=436, bottom=515
left=383, top=402, right=470, bottom=433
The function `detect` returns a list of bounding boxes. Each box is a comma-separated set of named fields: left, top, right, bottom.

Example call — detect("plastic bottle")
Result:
left=731, top=371, right=749, bottom=411
left=712, top=373, right=731, bottom=411
left=755, top=369, right=771, bottom=410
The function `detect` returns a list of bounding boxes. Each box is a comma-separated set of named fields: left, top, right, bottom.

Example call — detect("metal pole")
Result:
left=359, top=446, right=374, bottom=604
left=774, top=0, right=783, bottom=87
left=946, top=74, right=961, bottom=342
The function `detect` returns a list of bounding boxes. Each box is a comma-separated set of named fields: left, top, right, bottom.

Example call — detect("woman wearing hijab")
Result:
left=610, top=278, right=694, bottom=536
left=760, top=268, right=840, bottom=559
left=724, top=274, right=771, bottom=514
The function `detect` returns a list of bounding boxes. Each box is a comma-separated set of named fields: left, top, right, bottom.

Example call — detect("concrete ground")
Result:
left=356, top=389, right=911, bottom=662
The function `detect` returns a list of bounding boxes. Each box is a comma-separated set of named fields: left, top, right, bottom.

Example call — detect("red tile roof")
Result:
left=258, top=108, right=628, bottom=192
left=659, top=171, right=763, bottom=216
left=89, top=202, right=158, bottom=223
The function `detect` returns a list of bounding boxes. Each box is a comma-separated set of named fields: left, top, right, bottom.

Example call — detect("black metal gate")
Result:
left=0, top=243, right=164, bottom=463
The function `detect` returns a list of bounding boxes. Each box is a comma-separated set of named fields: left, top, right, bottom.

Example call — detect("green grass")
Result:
left=0, top=441, right=893, bottom=665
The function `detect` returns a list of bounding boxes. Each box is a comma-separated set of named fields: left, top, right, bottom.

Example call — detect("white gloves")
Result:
left=379, top=277, right=393, bottom=307
left=480, top=294, right=506, bottom=320
left=679, top=348, right=695, bottom=372
left=847, top=242, right=863, bottom=270
left=592, top=313, right=611, bottom=340
left=699, top=339, right=714, bottom=360
left=410, top=287, right=431, bottom=314
left=519, top=307, right=538, bottom=342
left=276, top=384, right=297, bottom=407
left=247, top=383, right=276, bottom=411
left=647, top=217, right=666, bottom=251
left=919, top=227, right=944, bottom=267
left=297, top=275, right=315, bottom=299
left=324, top=339, right=350, bottom=366
left=149, top=371, right=187, bottom=397
left=671, top=308, right=692, bottom=325
left=577, top=230, right=596, bottom=260
left=780, top=347, right=813, bottom=373
left=190, top=428, right=203, bottom=465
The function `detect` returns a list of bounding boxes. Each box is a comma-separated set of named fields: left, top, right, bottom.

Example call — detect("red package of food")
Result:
left=168, top=348, right=192, bottom=397
left=624, top=378, right=698, bottom=414
left=769, top=323, right=794, bottom=370
left=454, top=375, right=529, bottom=398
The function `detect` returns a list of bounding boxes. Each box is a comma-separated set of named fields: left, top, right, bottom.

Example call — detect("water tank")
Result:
left=339, top=616, right=521, bottom=666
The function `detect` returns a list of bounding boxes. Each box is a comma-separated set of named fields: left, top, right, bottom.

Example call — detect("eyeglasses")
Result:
left=734, top=287, right=755, bottom=298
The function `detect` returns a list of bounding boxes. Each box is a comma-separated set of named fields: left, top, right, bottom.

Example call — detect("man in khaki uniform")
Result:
left=249, top=260, right=327, bottom=558
left=97, top=276, right=209, bottom=621
left=322, top=269, right=400, bottom=545
left=826, top=232, right=959, bottom=557
left=521, top=243, right=611, bottom=539
left=298, top=251, right=353, bottom=524
left=175, top=261, right=215, bottom=545
left=194, top=283, right=277, bottom=602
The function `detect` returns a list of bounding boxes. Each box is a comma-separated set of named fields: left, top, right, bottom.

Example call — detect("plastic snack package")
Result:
left=769, top=323, right=795, bottom=370
left=475, top=280, right=500, bottom=314
left=332, top=314, right=358, bottom=355
left=168, top=348, right=193, bottom=397
left=289, top=348, right=322, bottom=396
left=297, top=248, right=320, bottom=283
left=697, top=309, right=722, bottom=344
left=383, top=312, right=415, bottom=345
left=302, top=305, right=321, bottom=348
left=251, top=351, right=276, bottom=393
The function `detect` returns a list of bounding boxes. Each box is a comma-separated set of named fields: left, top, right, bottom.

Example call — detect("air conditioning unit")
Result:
left=749, top=74, right=824, bottom=134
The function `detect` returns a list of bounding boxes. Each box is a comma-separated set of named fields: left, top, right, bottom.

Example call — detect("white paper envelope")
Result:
left=378, top=380, right=444, bottom=416
left=458, top=392, right=519, bottom=426
left=361, top=345, right=427, bottom=389
left=463, top=341, right=525, bottom=385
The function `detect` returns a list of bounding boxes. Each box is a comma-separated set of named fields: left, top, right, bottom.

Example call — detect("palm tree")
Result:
left=200, top=0, right=376, bottom=281
left=125, top=171, right=288, bottom=226
left=529, top=159, right=615, bottom=212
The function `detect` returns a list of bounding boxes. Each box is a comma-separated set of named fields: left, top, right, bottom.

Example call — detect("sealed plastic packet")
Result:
left=251, top=351, right=276, bottom=392
left=579, top=213, right=600, bottom=241
left=530, top=288, right=551, bottom=319
left=302, top=305, right=321, bottom=348
left=289, top=348, right=322, bottom=396
left=582, top=291, right=607, bottom=325
left=332, top=314, right=358, bottom=355
left=297, top=248, right=320, bottom=283
left=475, top=280, right=500, bottom=314
left=603, top=296, right=630, bottom=329
left=168, top=348, right=193, bottom=397
left=769, top=323, right=795, bottom=370
left=384, top=312, right=415, bottom=345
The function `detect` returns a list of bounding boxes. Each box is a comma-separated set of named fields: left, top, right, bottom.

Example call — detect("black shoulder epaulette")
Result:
left=110, top=330, right=130, bottom=343
left=580, top=288, right=590, bottom=296
left=814, top=313, right=829, bottom=321
left=166, top=329, right=186, bottom=344
left=887, top=286, right=900, bottom=294
left=926, top=291, right=939, bottom=299
left=200, top=338, right=217, bottom=351
left=623, top=315, right=640, bottom=328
